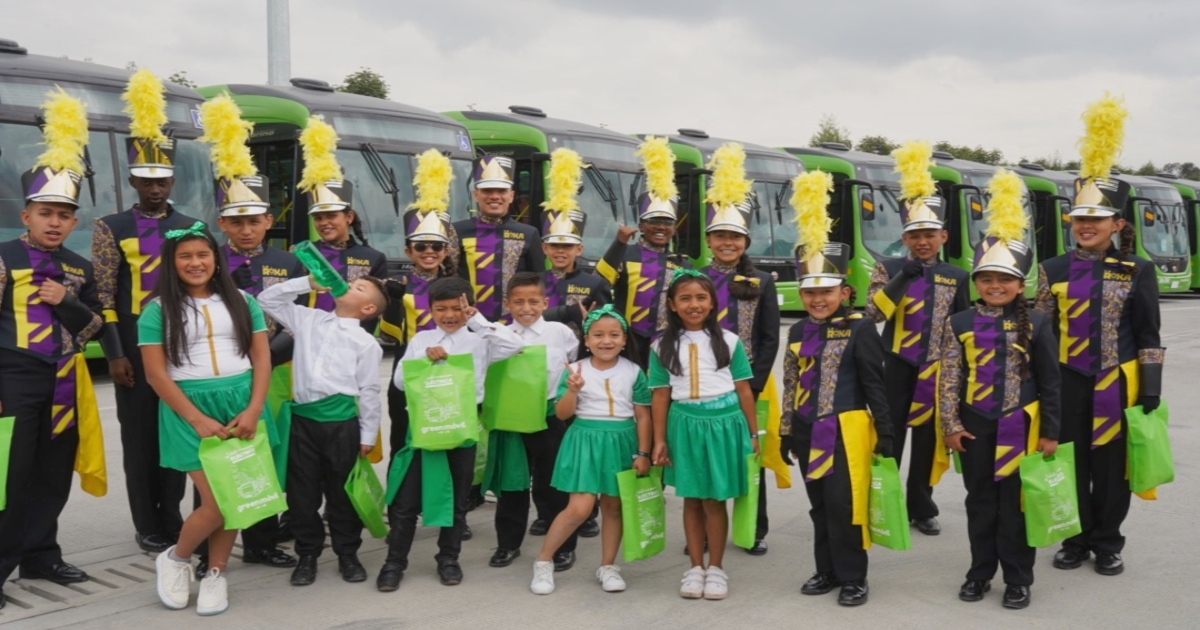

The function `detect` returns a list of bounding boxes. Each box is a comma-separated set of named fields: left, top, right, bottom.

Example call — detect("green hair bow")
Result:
left=669, top=268, right=705, bottom=287
left=165, top=221, right=209, bottom=241
left=582, top=303, right=628, bottom=334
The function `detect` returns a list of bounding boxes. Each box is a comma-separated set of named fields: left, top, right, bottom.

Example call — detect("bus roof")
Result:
left=0, top=43, right=203, bottom=101
left=199, top=80, right=459, bottom=129
left=1011, top=163, right=1076, bottom=186
left=781, top=145, right=894, bottom=168
left=451, top=107, right=638, bottom=145
left=661, top=131, right=794, bottom=159
left=1148, top=173, right=1200, bottom=193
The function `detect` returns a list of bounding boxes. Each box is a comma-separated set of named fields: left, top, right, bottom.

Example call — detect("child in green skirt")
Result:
left=649, top=269, right=759, bottom=601
left=140, top=223, right=273, bottom=616
left=530, top=305, right=652, bottom=595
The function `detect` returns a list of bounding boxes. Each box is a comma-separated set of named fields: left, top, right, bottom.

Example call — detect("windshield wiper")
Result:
left=628, top=172, right=644, bottom=210
left=583, top=164, right=619, bottom=220
left=773, top=180, right=791, bottom=224
left=360, top=142, right=400, bottom=215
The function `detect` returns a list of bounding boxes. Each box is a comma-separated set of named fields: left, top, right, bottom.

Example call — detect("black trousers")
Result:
left=756, top=468, right=770, bottom=539
left=385, top=445, right=476, bottom=569
left=0, top=351, right=79, bottom=587
left=796, top=427, right=867, bottom=582
left=387, top=381, right=408, bottom=459
left=960, top=410, right=1035, bottom=586
left=286, top=414, right=363, bottom=558
left=1060, top=368, right=1132, bottom=554
left=114, top=318, right=185, bottom=537
left=883, top=355, right=939, bottom=520
left=628, top=331, right=651, bottom=372
left=494, top=418, right=576, bottom=553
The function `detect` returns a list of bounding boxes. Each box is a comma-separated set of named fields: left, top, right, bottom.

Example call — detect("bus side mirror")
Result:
left=967, top=192, right=984, bottom=221
left=1142, top=202, right=1156, bottom=228
left=859, top=188, right=875, bottom=222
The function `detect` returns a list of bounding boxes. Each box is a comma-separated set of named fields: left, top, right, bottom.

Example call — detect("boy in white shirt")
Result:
left=257, top=274, right=387, bottom=587
left=378, top=277, right=523, bottom=591
left=488, top=273, right=580, bottom=572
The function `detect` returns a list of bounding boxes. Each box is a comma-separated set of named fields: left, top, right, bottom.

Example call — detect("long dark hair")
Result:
left=154, top=229, right=254, bottom=368
left=729, top=253, right=763, bottom=301
left=1117, top=221, right=1139, bottom=274
left=658, top=274, right=731, bottom=376
left=1011, top=295, right=1033, bottom=373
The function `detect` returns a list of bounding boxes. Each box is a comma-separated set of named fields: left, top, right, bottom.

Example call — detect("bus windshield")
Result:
left=324, top=113, right=467, bottom=150
left=337, top=148, right=415, bottom=261
left=744, top=155, right=802, bottom=258
left=854, top=165, right=906, bottom=261
left=1138, top=186, right=1190, bottom=259
left=579, top=167, right=641, bottom=262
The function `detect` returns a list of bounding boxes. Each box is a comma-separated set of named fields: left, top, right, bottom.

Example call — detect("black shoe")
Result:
left=578, top=517, right=600, bottom=538
left=376, top=562, right=404, bottom=592
left=275, top=518, right=294, bottom=544
left=1002, top=584, right=1030, bottom=609
left=912, top=517, right=941, bottom=536
left=461, top=525, right=474, bottom=541
left=1095, top=552, right=1124, bottom=576
left=466, top=490, right=486, bottom=512
left=1052, top=547, right=1090, bottom=570
left=135, top=532, right=172, bottom=553
left=489, top=547, right=521, bottom=567
left=837, top=580, right=869, bottom=606
left=290, top=555, right=318, bottom=586
left=0, top=587, right=5, bottom=610
left=243, top=547, right=298, bottom=568
left=20, top=562, right=89, bottom=585
left=745, top=539, right=768, bottom=556
left=338, top=555, right=367, bottom=583
left=195, top=557, right=208, bottom=580
left=958, top=579, right=991, bottom=602
left=437, top=561, right=463, bottom=586
left=528, top=519, right=549, bottom=536
left=553, top=550, right=575, bottom=572
left=800, top=572, right=839, bottom=595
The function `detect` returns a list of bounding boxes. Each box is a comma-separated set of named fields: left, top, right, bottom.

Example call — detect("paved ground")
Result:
left=3, top=298, right=1199, bottom=629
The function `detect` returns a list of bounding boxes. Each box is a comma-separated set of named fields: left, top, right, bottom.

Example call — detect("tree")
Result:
left=1163, top=162, right=1200, bottom=180
left=339, top=68, right=389, bottom=99
left=856, top=135, right=897, bottom=156
left=933, top=141, right=1003, bottom=165
left=1133, top=160, right=1158, bottom=176
left=125, top=61, right=138, bottom=71
left=167, top=71, right=197, bottom=89
left=808, top=114, right=852, bottom=149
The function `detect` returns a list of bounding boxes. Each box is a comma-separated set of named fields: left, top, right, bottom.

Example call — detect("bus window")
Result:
left=861, top=184, right=906, bottom=260
left=0, top=123, right=121, bottom=259
left=745, top=182, right=776, bottom=257
left=447, top=158, right=474, bottom=222
left=336, top=148, right=416, bottom=261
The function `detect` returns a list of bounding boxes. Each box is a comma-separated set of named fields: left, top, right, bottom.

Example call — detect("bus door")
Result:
left=249, top=139, right=299, bottom=249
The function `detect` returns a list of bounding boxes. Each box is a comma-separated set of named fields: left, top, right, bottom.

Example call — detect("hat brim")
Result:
left=1068, top=205, right=1119, bottom=218
left=25, top=193, right=79, bottom=208
left=798, top=274, right=845, bottom=289
left=219, top=205, right=270, bottom=217
left=130, top=166, right=174, bottom=179
left=309, top=203, right=350, bottom=214
left=639, top=212, right=676, bottom=221
left=542, top=235, right=582, bottom=244
left=705, top=224, right=749, bottom=236
left=971, top=263, right=1025, bottom=279
left=902, top=221, right=945, bottom=233
left=474, top=180, right=513, bottom=190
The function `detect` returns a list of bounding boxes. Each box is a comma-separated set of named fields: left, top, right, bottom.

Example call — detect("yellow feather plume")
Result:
left=636, top=135, right=677, bottom=201
left=410, top=148, right=454, bottom=213
left=1077, top=93, right=1128, bottom=181
left=33, top=87, right=88, bottom=174
left=705, top=142, right=754, bottom=207
left=297, top=116, right=342, bottom=193
left=122, top=68, right=167, bottom=143
left=985, top=168, right=1028, bottom=243
left=790, top=170, right=833, bottom=262
left=198, top=94, right=256, bottom=180
left=542, top=147, right=584, bottom=213
left=891, top=140, right=937, bottom=201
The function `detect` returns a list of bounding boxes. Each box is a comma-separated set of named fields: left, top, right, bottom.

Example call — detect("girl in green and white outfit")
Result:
left=531, top=305, right=652, bottom=596
left=140, top=223, right=272, bottom=616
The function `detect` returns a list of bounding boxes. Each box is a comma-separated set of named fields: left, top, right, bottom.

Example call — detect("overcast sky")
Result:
left=9, top=0, right=1198, bottom=166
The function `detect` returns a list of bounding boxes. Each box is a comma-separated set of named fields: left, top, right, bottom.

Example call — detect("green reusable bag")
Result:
left=403, top=353, right=479, bottom=451
left=199, top=427, right=287, bottom=530
left=1020, top=442, right=1082, bottom=548
left=345, top=456, right=388, bottom=538
left=868, top=456, right=912, bottom=550
left=1125, top=401, right=1175, bottom=493
left=617, top=466, right=666, bottom=562
left=482, top=346, right=548, bottom=433
left=473, top=424, right=489, bottom=486
left=0, top=416, right=14, bottom=510
left=732, top=454, right=762, bottom=549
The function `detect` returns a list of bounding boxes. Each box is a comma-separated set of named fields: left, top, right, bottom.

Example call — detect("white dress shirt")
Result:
left=258, top=277, right=383, bottom=446
left=397, top=312, right=525, bottom=403
left=510, top=317, right=578, bottom=400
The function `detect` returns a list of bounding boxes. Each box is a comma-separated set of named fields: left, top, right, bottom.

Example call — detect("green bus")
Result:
left=781, top=143, right=906, bottom=307
left=444, top=106, right=646, bottom=269
left=0, top=38, right=213, bottom=358
left=1113, top=173, right=1191, bottom=293
left=197, top=78, right=476, bottom=272
left=650, top=130, right=804, bottom=310
left=928, top=152, right=1039, bottom=298
left=1013, top=162, right=1076, bottom=261
left=1147, top=172, right=1200, bottom=290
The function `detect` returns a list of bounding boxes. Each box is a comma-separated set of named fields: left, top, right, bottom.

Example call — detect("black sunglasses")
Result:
left=411, top=242, right=446, bottom=253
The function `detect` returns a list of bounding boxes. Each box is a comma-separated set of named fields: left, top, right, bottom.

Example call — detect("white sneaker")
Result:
left=196, top=568, right=229, bottom=616
left=596, top=565, right=626, bottom=592
left=704, top=566, right=728, bottom=600
left=155, top=546, right=193, bottom=610
left=680, top=566, right=705, bottom=599
left=530, top=560, right=555, bottom=595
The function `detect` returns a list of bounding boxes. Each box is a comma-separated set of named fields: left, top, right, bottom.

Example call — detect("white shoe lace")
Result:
left=533, top=561, right=554, bottom=584
left=171, top=561, right=194, bottom=593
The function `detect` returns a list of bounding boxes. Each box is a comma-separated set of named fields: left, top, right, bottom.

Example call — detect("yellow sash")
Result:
left=73, top=354, right=107, bottom=497
left=838, top=410, right=877, bottom=550
left=759, top=373, right=792, bottom=489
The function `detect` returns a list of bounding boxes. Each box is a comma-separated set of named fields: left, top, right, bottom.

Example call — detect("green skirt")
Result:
left=665, top=393, right=752, bottom=500
left=552, top=419, right=636, bottom=496
left=159, top=371, right=270, bottom=472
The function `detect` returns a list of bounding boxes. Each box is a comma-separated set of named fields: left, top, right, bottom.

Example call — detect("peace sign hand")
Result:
left=459, top=293, right=478, bottom=319
left=564, top=361, right=585, bottom=393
